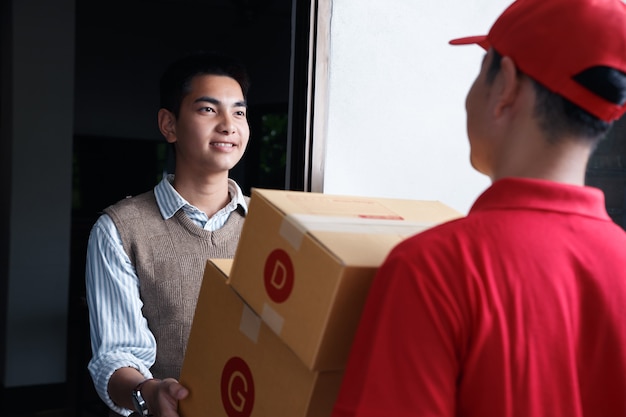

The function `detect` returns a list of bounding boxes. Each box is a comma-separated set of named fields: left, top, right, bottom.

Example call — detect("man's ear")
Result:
left=493, top=56, right=522, bottom=117
left=158, top=108, right=177, bottom=143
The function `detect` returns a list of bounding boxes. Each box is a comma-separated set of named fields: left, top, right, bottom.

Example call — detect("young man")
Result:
left=85, top=52, right=251, bottom=417
left=332, top=0, right=626, bottom=416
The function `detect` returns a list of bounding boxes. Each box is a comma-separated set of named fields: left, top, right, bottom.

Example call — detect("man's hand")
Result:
left=108, top=368, right=189, bottom=417
left=141, top=377, right=189, bottom=417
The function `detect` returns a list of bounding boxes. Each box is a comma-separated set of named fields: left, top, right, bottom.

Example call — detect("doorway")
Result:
left=69, top=1, right=304, bottom=415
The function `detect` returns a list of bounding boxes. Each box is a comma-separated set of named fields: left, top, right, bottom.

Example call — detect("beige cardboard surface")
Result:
left=179, top=260, right=343, bottom=417
left=229, top=189, right=462, bottom=370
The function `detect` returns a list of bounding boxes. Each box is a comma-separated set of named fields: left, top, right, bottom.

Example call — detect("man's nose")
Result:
left=217, top=113, right=236, bottom=134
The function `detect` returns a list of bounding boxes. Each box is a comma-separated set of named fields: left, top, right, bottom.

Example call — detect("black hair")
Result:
left=159, top=51, right=251, bottom=118
left=486, top=49, right=626, bottom=143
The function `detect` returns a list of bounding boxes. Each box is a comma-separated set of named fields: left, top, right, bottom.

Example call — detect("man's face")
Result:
left=465, top=49, right=497, bottom=177
left=169, top=74, right=250, bottom=175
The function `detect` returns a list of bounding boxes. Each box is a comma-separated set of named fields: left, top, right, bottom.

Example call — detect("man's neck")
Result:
left=491, top=136, right=592, bottom=186
left=172, top=171, right=231, bottom=217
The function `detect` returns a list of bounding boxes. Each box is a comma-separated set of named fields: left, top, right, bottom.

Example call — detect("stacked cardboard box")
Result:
left=179, top=259, right=343, bottom=417
left=179, top=189, right=462, bottom=417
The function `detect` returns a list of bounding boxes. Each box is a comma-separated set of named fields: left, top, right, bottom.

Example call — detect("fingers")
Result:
left=151, top=378, right=189, bottom=417
left=164, top=378, right=189, bottom=400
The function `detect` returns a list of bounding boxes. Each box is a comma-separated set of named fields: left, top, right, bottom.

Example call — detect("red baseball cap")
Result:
left=450, top=0, right=626, bottom=122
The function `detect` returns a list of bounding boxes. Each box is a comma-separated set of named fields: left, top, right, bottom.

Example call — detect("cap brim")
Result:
left=449, top=35, right=490, bottom=50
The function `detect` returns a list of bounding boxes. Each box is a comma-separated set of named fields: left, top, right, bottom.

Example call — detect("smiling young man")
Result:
left=85, top=52, right=251, bottom=417
left=331, top=0, right=626, bottom=416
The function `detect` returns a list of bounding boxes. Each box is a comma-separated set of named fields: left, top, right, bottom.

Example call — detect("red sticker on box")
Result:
left=221, top=356, right=255, bottom=417
left=264, top=249, right=294, bottom=303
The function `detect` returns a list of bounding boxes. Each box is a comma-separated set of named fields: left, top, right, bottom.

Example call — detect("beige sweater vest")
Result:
left=104, top=190, right=247, bottom=381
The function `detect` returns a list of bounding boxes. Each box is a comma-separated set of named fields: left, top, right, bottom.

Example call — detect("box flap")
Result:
left=250, top=189, right=462, bottom=266
left=209, top=258, right=233, bottom=277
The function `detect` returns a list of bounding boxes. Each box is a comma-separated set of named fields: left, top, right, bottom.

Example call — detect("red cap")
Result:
left=450, top=0, right=626, bottom=122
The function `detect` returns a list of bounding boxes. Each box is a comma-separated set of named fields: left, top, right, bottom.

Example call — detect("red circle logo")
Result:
left=220, top=357, right=255, bottom=417
left=263, top=249, right=294, bottom=303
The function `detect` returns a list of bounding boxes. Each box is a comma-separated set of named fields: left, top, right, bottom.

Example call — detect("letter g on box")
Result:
left=221, top=356, right=255, bottom=417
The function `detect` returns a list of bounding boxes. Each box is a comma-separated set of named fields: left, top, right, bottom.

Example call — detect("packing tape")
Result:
left=279, top=213, right=436, bottom=250
left=262, top=303, right=285, bottom=335
left=239, top=304, right=261, bottom=344
left=279, top=214, right=308, bottom=250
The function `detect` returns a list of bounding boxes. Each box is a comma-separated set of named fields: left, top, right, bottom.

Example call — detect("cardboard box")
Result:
left=229, top=189, right=462, bottom=371
left=179, top=259, right=344, bottom=417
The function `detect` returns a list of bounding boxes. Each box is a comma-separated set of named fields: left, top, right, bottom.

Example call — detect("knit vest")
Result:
left=104, top=190, right=247, bottom=381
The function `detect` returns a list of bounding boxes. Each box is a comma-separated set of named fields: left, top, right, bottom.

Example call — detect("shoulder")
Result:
left=107, top=190, right=155, bottom=209
left=105, top=191, right=156, bottom=217
left=398, top=215, right=471, bottom=249
left=388, top=215, right=479, bottom=274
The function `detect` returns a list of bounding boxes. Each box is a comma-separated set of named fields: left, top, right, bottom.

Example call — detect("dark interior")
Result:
left=4, top=1, right=300, bottom=416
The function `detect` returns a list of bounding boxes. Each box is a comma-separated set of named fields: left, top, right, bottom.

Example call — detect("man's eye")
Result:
left=235, top=110, right=246, bottom=117
left=201, top=107, right=216, bottom=113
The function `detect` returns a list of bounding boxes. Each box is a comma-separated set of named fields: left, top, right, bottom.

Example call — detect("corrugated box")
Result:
left=229, top=189, right=462, bottom=371
left=179, top=259, right=343, bottom=417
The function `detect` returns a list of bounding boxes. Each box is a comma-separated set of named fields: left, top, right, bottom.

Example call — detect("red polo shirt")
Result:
left=332, top=177, right=626, bottom=417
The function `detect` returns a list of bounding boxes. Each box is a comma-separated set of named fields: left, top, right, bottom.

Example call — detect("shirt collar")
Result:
left=154, top=174, right=248, bottom=220
left=470, top=177, right=610, bottom=221
left=227, top=178, right=249, bottom=214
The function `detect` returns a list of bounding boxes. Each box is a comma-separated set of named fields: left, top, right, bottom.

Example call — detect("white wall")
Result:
left=321, top=0, right=511, bottom=214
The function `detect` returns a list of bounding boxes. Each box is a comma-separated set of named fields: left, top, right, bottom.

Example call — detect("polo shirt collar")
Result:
left=470, top=177, right=610, bottom=221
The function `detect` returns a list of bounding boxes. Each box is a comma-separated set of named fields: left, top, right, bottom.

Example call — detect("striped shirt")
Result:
left=85, top=175, right=247, bottom=415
